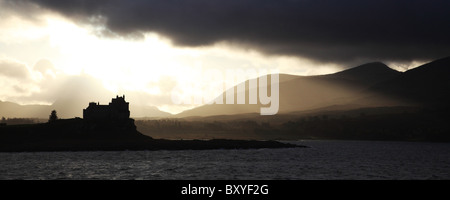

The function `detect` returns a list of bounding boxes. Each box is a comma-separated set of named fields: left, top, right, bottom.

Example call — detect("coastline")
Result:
left=0, top=118, right=302, bottom=152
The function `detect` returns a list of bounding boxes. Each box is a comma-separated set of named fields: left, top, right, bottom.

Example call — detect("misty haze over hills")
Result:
left=1, top=56, right=450, bottom=119
left=0, top=99, right=171, bottom=119
left=176, top=56, right=450, bottom=117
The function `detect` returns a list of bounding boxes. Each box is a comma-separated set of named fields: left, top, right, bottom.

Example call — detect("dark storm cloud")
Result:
left=14, top=0, right=450, bottom=64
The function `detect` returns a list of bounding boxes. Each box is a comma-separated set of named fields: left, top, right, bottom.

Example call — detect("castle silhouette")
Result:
left=83, top=95, right=130, bottom=120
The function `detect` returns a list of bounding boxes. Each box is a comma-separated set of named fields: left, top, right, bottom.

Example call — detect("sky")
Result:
left=0, top=0, right=449, bottom=114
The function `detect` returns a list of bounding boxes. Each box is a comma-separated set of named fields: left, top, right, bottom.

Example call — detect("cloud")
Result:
left=0, top=0, right=41, bottom=19
left=8, top=0, right=450, bottom=65
left=27, top=72, right=114, bottom=104
left=0, top=58, right=30, bottom=79
left=0, top=55, right=195, bottom=114
left=0, top=56, right=110, bottom=104
left=0, top=57, right=38, bottom=100
left=15, top=67, right=116, bottom=117
left=33, top=59, right=54, bottom=73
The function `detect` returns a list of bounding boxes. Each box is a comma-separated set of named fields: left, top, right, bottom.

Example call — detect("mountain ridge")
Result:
left=2, top=57, right=449, bottom=119
left=176, top=61, right=405, bottom=117
left=368, top=56, right=450, bottom=106
left=0, top=100, right=172, bottom=119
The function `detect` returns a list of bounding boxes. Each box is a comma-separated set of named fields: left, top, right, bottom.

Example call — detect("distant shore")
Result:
left=0, top=118, right=301, bottom=152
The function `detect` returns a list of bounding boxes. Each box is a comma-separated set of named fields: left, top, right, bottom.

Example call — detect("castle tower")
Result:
left=83, top=95, right=130, bottom=120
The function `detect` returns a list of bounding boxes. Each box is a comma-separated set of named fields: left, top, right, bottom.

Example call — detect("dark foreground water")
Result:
left=1, top=140, right=450, bottom=180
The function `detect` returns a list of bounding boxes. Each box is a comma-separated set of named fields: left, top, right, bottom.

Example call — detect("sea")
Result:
left=1, top=140, right=450, bottom=180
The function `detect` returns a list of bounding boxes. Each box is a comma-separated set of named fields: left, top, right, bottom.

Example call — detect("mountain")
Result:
left=130, top=104, right=172, bottom=118
left=3, top=57, right=449, bottom=119
left=369, top=56, right=450, bottom=106
left=0, top=101, right=51, bottom=118
left=176, top=62, right=402, bottom=117
left=0, top=99, right=172, bottom=119
left=326, top=62, right=401, bottom=86
left=52, top=97, right=173, bottom=118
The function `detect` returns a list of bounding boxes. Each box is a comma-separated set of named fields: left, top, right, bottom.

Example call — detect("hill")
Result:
left=176, top=62, right=402, bottom=117
left=369, top=56, right=450, bottom=106
left=0, top=99, right=171, bottom=119
left=0, top=101, right=51, bottom=118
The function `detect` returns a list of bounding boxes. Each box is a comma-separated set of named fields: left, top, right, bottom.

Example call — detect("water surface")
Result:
left=1, top=140, right=449, bottom=179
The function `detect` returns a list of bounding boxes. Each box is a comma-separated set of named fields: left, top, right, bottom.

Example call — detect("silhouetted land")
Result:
left=0, top=118, right=300, bottom=152
left=137, top=106, right=450, bottom=142
left=2, top=57, right=450, bottom=148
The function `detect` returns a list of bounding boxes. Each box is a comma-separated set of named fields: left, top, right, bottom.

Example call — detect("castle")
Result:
left=83, top=95, right=130, bottom=121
